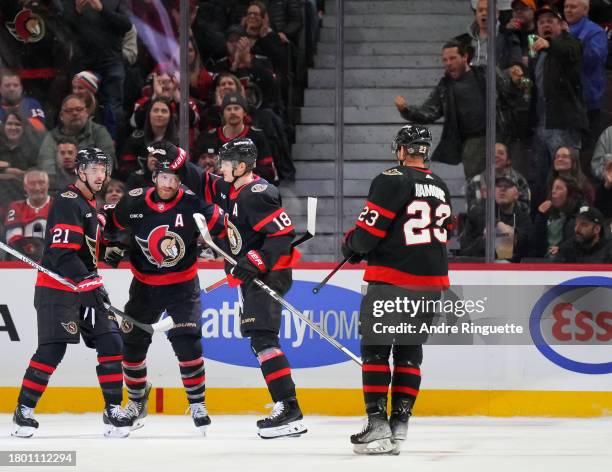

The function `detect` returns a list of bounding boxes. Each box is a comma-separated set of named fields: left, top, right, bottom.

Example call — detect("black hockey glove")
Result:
left=341, top=229, right=365, bottom=264
left=104, top=242, right=128, bottom=268
left=228, top=250, right=268, bottom=287
left=77, top=275, right=110, bottom=314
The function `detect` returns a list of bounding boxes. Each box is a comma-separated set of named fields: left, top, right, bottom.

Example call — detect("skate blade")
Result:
left=353, top=438, right=394, bottom=455
left=196, top=425, right=208, bottom=437
left=11, top=424, right=36, bottom=438
left=258, top=420, right=307, bottom=439
left=391, top=440, right=403, bottom=455
left=130, top=419, right=145, bottom=431
left=103, top=424, right=131, bottom=438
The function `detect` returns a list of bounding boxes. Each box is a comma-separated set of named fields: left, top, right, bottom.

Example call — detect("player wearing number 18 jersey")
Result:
left=180, top=137, right=305, bottom=439
left=342, top=125, right=451, bottom=455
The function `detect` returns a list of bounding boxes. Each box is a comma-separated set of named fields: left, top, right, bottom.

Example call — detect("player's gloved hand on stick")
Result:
left=228, top=250, right=268, bottom=287
left=341, top=229, right=365, bottom=264
left=104, top=242, right=127, bottom=268
left=77, top=274, right=111, bottom=313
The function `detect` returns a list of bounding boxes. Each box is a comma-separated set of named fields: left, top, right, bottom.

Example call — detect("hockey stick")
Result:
left=193, top=213, right=362, bottom=366
left=0, top=241, right=174, bottom=334
left=312, top=255, right=351, bottom=294
left=203, top=197, right=318, bottom=294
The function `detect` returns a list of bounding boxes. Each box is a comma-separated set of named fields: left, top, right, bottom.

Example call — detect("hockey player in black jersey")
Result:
left=102, top=141, right=225, bottom=435
left=343, top=125, right=452, bottom=455
left=11, top=148, right=132, bottom=439
left=178, top=137, right=306, bottom=439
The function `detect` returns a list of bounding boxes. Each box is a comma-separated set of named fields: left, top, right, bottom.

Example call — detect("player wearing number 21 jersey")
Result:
left=342, top=125, right=451, bottom=456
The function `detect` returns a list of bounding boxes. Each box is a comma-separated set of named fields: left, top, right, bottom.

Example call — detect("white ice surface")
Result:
left=1, top=414, right=611, bottom=472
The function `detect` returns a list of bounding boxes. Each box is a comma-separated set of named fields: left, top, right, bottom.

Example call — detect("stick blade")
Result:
left=193, top=213, right=212, bottom=244
left=153, top=316, right=175, bottom=332
left=306, top=197, right=317, bottom=236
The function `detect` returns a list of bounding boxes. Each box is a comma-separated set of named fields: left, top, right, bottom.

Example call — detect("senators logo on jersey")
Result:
left=135, top=225, right=186, bottom=268
left=226, top=219, right=243, bottom=255
left=6, top=8, right=45, bottom=43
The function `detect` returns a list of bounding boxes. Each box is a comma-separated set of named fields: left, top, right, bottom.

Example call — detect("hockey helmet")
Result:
left=147, top=140, right=187, bottom=174
left=75, top=147, right=111, bottom=175
left=218, top=138, right=257, bottom=166
left=392, top=124, right=432, bottom=159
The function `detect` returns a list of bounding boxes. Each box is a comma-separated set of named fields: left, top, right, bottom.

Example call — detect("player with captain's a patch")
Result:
left=101, top=140, right=225, bottom=435
left=343, top=125, right=452, bottom=456
left=178, top=137, right=305, bottom=440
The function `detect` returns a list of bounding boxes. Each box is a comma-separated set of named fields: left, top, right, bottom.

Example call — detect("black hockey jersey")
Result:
left=36, top=185, right=101, bottom=291
left=180, top=162, right=300, bottom=273
left=106, top=187, right=224, bottom=285
left=345, top=165, right=451, bottom=290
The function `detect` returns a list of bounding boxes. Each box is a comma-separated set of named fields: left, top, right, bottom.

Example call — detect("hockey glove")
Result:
left=341, top=229, right=365, bottom=264
left=228, top=250, right=268, bottom=287
left=77, top=274, right=110, bottom=314
left=104, top=243, right=127, bottom=268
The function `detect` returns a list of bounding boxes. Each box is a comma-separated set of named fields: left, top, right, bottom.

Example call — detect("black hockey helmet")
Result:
left=147, top=140, right=187, bottom=174
left=218, top=138, right=257, bottom=166
left=75, top=147, right=111, bottom=175
left=392, top=124, right=433, bottom=159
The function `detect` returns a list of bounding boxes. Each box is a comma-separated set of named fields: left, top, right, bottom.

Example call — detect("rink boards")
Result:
left=0, top=263, right=611, bottom=416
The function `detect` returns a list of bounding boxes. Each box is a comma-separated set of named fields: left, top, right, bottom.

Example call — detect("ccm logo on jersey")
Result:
left=130, top=213, right=144, bottom=219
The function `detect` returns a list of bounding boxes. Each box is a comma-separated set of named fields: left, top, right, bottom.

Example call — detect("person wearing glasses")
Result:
left=37, top=95, right=115, bottom=181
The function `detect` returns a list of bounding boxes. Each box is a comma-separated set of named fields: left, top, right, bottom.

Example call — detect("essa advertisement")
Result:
left=529, top=276, right=612, bottom=375
left=197, top=280, right=362, bottom=368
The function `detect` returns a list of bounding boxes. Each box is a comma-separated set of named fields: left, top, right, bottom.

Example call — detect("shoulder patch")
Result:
left=382, top=168, right=402, bottom=176
left=185, top=188, right=195, bottom=196
left=128, top=188, right=144, bottom=197
left=61, top=191, right=78, bottom=198
left=251, top=183, right=268, bottom=193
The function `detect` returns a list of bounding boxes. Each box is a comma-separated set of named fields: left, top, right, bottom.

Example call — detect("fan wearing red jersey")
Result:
left=343, top=125, right=452, bottom=455
left=4, top=169, right=52, bottom=261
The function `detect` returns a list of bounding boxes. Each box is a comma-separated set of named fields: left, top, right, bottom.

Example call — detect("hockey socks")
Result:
left=97, top=354, right=124, bottom=406
left=17, top=343, right=66, bottom=408
left=391, top=362, right=421, bottom=408
left=179, top=357, right=206, bottom=404
left=257, top=347, right=296, bottom=402
left=123, top=359, right=148, bottom=401
left=362, top=362, right=391, bottom=413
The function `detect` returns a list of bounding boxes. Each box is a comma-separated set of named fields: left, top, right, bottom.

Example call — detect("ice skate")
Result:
left=189, top=401, right=211, bottom=436
left=102, top=404, right=132, bottom=438
left=11, top=405, right=39, bottom=438
left=257, top=399, right=307, bottom=439
left=350, top=399, right=394, bottom=454
left=125, top=382, right=152, bottom=430
left=389, top=398, right=413, bottom=455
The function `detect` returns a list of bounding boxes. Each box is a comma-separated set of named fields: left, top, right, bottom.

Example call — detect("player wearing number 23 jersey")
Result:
left=343, top=125, right=451, bottom=456
left=345, top=163, right=451, bottom=290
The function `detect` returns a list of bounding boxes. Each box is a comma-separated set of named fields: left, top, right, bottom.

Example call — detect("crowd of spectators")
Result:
left=0, top=0, right=323, bottom=260
left=1, top=0, right=609, bottom=264
left=396, top=0, right=612, bottom=263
